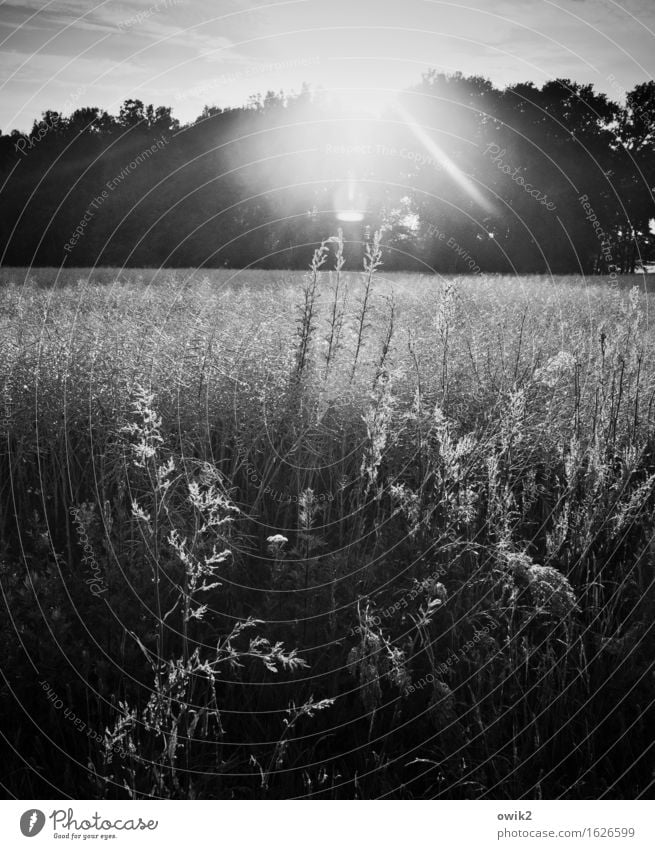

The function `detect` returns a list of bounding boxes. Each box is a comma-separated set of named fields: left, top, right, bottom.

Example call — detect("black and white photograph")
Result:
left=0, top=0, right=654, bottom=834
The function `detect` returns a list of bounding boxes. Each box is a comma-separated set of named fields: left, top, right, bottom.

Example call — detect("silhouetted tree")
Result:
left=0, top=78, right=652, bottom=272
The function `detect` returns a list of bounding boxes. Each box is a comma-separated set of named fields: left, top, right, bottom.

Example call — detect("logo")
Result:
left=20, top=809, right=45, bottom=837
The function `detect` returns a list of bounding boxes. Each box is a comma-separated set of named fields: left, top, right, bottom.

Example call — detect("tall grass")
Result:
left=0, top=257, right=653, bottom=798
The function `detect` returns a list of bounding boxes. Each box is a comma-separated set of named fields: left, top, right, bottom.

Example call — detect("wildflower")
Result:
left=507, top=552, right=578, bottom=617
left=267, top=534, right=288, bottom=547
left=267, top=535, right=289, bottom=558
left=527, top=563, right=579, bottom=617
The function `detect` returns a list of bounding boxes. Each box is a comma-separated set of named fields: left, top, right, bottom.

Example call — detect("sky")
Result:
left=1, top=0, right=654, bottom=133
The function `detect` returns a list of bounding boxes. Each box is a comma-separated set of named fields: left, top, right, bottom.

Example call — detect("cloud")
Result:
left=2, top=0, right=654, bottom=132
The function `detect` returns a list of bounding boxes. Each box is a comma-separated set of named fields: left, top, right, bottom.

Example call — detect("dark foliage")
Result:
left=1, top=73, right=654, bottom=272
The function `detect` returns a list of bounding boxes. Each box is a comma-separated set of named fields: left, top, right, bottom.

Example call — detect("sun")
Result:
left=333, top=176, right=368, bottom=224
left=336, top=210, right=365, bottom=222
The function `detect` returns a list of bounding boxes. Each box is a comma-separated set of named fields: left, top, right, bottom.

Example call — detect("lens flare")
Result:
left=394, top=103, right=494, bottom=214
left=336, top=210, right=365, bottom=222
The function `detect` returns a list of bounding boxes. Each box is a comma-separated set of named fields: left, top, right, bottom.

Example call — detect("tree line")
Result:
left=1, top=72, right=653, bottom=273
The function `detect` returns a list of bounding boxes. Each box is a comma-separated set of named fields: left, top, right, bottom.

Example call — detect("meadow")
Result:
left=1, top=245, right=654, bottom=799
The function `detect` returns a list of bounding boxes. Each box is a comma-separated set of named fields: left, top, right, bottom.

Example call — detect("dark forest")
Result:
left=2, top=71, right=654, bottom=272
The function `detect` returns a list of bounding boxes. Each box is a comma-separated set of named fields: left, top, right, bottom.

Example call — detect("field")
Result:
left=1, top=255, right=654, bottom=799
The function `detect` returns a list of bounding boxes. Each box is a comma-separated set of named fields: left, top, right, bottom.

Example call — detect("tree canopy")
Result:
left=1, top=75, right=653, bottom=273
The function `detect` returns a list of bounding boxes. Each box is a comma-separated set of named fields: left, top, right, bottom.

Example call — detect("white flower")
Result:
left=267, top=534, right=288, bottom=548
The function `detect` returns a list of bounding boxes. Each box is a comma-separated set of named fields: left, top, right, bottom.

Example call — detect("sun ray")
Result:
left=394, top=103, right=494, bottom=214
